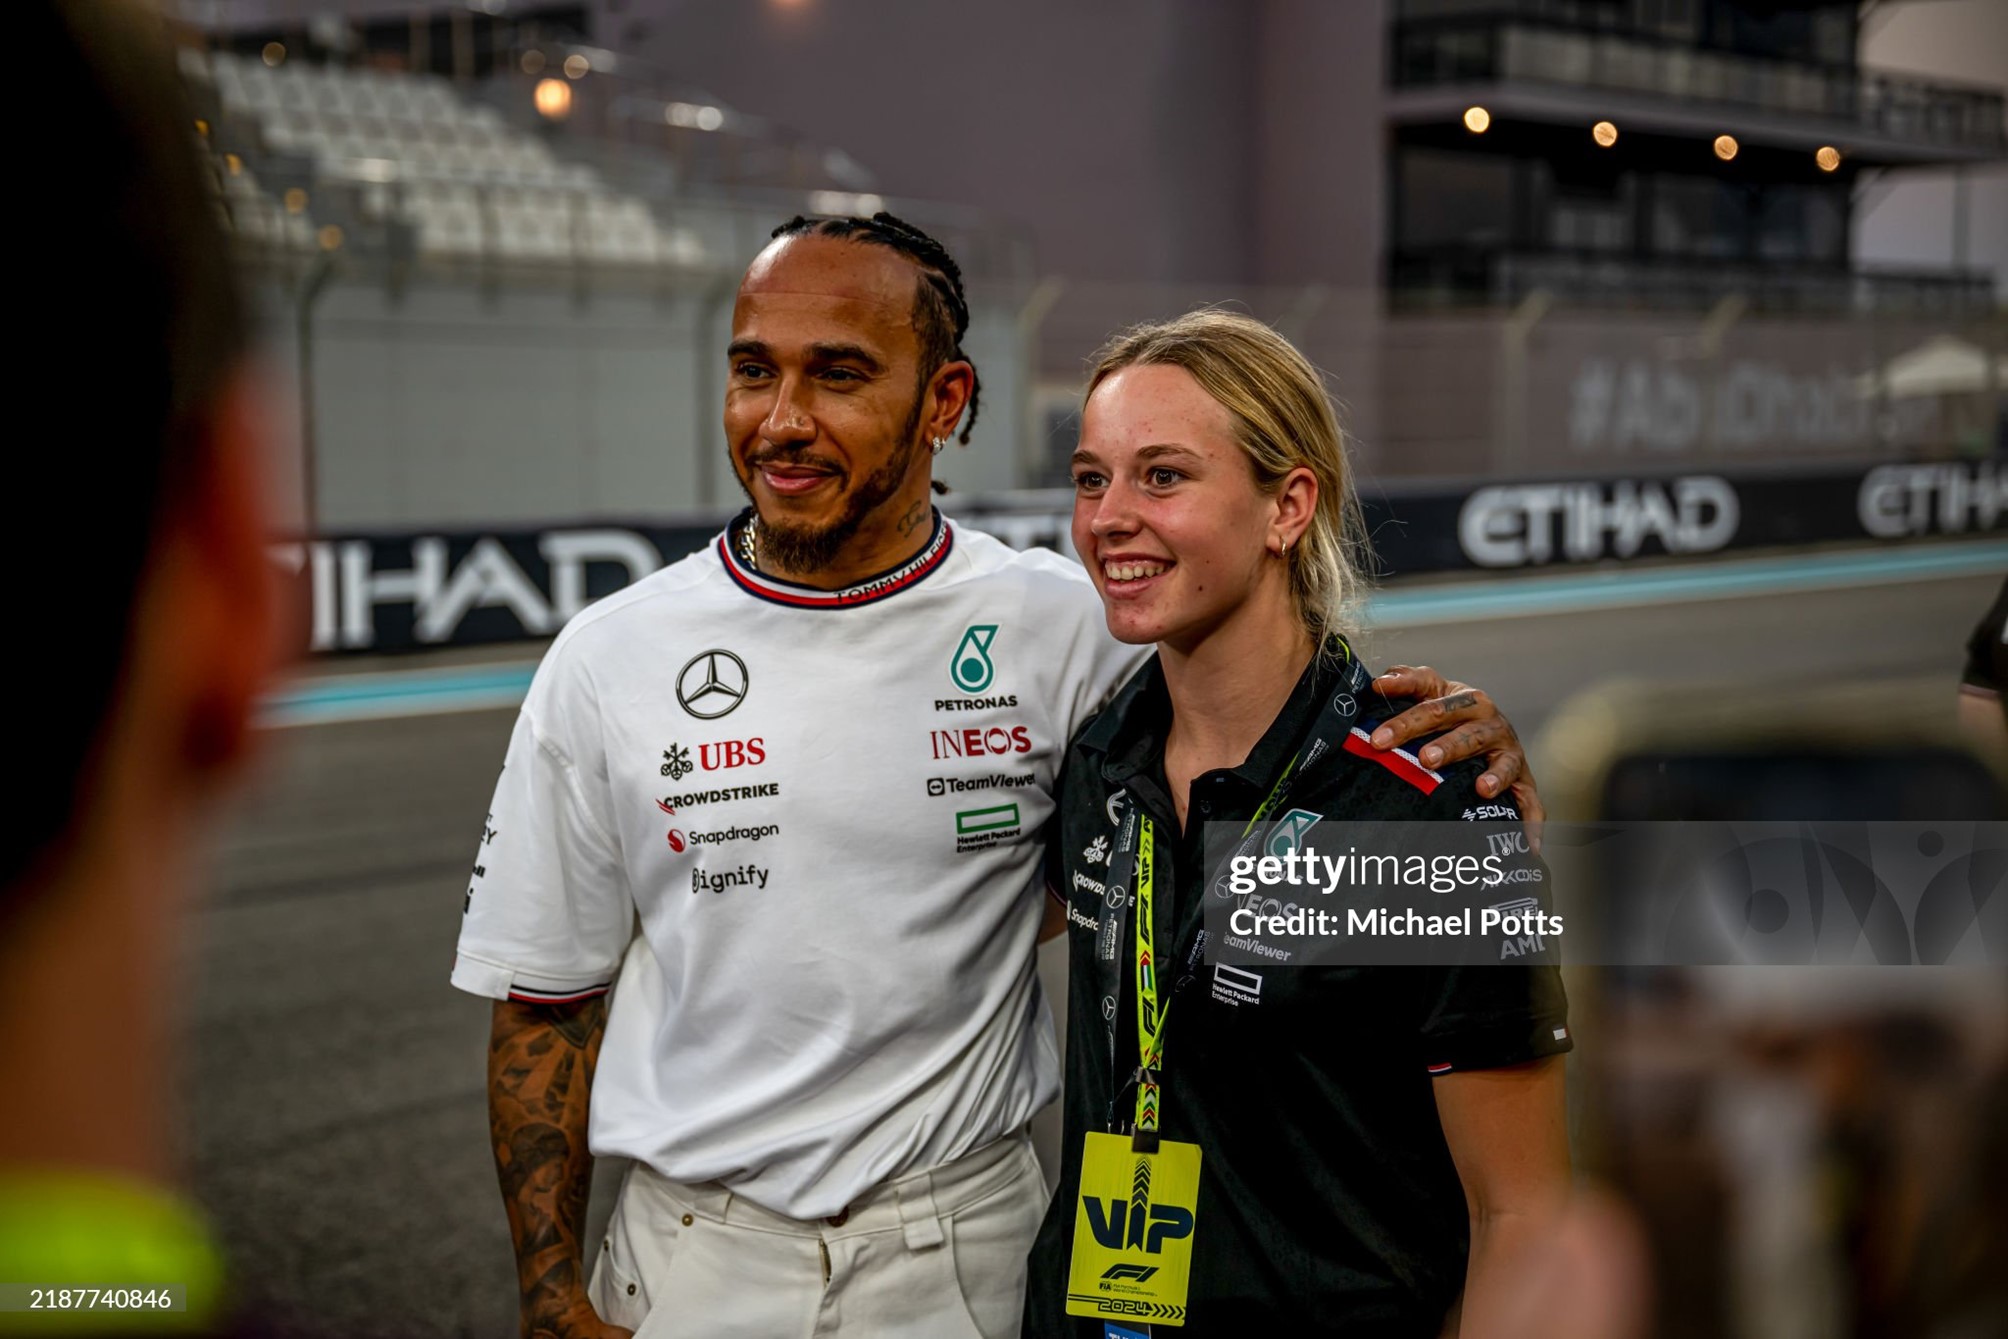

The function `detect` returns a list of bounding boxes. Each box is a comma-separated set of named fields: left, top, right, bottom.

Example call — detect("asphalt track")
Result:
left=187, top=542, right=2004, bottom=1336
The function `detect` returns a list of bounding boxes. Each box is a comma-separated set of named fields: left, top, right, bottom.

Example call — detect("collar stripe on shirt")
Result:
left=718, top=515, right=955, bottom=609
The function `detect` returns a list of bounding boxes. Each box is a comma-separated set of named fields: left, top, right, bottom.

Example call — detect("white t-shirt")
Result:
left=451, top=514, right=1141, bottom=1218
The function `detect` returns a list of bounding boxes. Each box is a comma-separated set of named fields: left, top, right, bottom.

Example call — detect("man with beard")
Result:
left=452, top=214, right=1541, bottom=1339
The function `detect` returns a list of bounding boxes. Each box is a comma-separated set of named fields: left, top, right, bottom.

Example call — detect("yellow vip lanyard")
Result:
left=1100, top=640, right=1372, bottom=1149
left=1127, top=758, right=1300, bottom=1148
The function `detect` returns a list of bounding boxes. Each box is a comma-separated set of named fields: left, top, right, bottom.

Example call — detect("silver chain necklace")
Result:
left=737, top=515, right=760, bottom=572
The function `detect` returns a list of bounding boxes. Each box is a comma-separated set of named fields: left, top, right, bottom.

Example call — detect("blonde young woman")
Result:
left=1024, top=312, right=1572, bottom=1338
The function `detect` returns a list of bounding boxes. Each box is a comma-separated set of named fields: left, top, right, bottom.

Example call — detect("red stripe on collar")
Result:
left=718, top=514, right=954, bottom=609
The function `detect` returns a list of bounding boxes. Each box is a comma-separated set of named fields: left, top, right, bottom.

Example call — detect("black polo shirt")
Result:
left=1024, top=648, right=1572, bottom=1338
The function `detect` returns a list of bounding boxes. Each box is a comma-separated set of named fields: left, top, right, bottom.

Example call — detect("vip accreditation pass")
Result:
left=1066, top=1133, right=1201, bottom=1328
left=0, top=1283, right=186, bottom=1314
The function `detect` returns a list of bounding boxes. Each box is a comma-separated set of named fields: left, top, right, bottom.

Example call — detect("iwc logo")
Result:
left=677, top=650, right=749, bottom=720
left=951, top=625, right=999, bottom=693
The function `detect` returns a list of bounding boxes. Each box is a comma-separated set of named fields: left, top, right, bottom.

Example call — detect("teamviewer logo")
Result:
left=927, top=778, right=946, bottom=796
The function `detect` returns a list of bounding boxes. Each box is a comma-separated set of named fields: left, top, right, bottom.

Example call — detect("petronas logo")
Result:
left=1266, top=809, right=1322, bottom=858
left=951, top=625, right=999, bottom=693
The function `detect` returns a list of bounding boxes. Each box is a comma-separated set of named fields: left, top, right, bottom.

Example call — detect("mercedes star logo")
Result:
left=676, top=649, right=749, bottom=720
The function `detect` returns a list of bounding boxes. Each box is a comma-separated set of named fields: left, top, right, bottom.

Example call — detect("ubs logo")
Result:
left=677, top=650, right=749, bottom=720
left=699, top=738, right=766, bottom=771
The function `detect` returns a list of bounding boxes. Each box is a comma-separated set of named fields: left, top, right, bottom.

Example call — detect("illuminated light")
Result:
left=563, top=53, right=590, bottom=79
left=224, top=152, right=242, bottom=176
left=1816, top=145, right=1842, bottom=172
left=1592, top=120, right=1618, bottom=148
left=261, top=41, right=285, bottom=67
left=1463, top=106, right=1491, bottom=134
left=1713, top=134, right=1739, bottom=161
left=666, top=101, right=725, bottom=131
left=195, top=118, right=210, bottom=138
left=317, top=224, right=344, bottom=250
left=520, top=49, right=546, bottom=75
left=283, top=187, right=308, bottom=213
left=534, top=77, right=573, bottom=120
left=808, top=190, right=885, bottom=217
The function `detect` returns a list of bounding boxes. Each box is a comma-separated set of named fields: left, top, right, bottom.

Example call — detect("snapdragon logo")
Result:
left=688, top=824, right=780, bottom=845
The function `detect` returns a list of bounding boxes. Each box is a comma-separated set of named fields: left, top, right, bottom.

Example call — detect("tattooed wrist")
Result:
left=489, top=997, right=607, bottom=1336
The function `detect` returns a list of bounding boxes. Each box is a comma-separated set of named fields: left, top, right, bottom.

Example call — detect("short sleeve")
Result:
left=1412, top=786, right=1573, bottom=1075
left=450, top=701, right=632, bottom=1004
left=1043, top=756, right=1070, bottom=906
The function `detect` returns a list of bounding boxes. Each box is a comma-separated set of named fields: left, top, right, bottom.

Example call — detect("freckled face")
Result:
left=1070, top=364, right=1278, bottom=650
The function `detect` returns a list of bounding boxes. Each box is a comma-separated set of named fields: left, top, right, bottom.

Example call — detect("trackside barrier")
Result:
left=273, top=460, right=2003, bottom=653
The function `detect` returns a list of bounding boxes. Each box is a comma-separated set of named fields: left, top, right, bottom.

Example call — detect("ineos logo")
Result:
left=677, top=650, right=749, bottom=720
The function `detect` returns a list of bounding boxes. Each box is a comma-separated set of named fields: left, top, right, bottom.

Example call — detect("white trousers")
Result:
left=587, top=1131, right=1048, bottom=1339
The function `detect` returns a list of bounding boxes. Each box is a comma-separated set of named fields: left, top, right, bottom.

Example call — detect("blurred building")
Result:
left=181, top=1, right=2003, bottom=526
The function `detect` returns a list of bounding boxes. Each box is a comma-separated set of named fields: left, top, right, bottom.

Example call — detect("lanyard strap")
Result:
left=1130, top=766, right=1301, bottom=1143
left=1100, top=643, right=1373, bottom=1149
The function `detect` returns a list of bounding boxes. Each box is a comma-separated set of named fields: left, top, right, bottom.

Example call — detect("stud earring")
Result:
left=930, top=436, right=949, bottom=456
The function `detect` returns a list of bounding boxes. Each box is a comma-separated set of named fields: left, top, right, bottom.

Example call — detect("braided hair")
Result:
left=770, top=212, right=982, bottom=452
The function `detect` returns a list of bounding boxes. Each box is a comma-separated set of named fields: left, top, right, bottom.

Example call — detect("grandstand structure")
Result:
left=180, top=20, right=1030, bottom=285
left=183, top=46, right=746, bottom=271
left=178, top=1, right=1999, bottom=521
left=171, top=21, right=1036, bottom=532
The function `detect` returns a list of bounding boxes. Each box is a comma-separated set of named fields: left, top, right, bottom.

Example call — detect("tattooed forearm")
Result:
left=489, top=996, right=606, bottom=1337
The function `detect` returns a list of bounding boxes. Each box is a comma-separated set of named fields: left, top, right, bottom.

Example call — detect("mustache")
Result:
left=744, top=445, right=844, bottom=474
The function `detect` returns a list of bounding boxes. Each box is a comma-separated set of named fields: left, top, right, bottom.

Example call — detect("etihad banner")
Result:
left=276, top=460, right=2003, bottom=652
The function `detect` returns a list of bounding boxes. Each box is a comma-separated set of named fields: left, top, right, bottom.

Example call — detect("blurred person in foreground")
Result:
left=1957, top=576, right=2007, bottom=762
left=1, top=0, right=284, bottom=1332
left=1025, top=312, right=1573, bottom=1337
left=453, top=218, right=1546, bottom=1339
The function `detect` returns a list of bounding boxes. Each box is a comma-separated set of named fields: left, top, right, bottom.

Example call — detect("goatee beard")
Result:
left=742, top=437, right=924, bottom=577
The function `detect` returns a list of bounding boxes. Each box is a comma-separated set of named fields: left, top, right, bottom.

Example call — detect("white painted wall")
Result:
left=255, top=272, right=1027, bottom=533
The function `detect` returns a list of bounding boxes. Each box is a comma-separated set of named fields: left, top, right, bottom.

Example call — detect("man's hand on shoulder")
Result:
left=1370, top=665, right=1544, bottom=843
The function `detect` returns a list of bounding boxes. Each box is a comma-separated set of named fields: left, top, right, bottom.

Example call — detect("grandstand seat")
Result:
left=200, top=51, right=702, bottom=268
